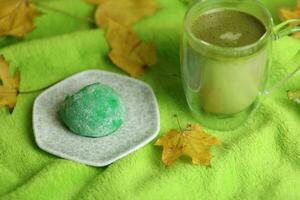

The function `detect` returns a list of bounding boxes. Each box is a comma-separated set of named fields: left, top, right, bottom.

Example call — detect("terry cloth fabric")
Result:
left=0, top=0, right=300, bottom=199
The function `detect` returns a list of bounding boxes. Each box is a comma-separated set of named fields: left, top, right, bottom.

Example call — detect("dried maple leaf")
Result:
left=0, top=55, right=20, bottom=112
left=0, top=0, right=41, bottom=37
left=106, top=20, right=157, bottom=77
left=86, top=0, right=159, bottom=27
left=155, top=124, right=220, bottom=166
left=287, top=89, right=300, bottom=104
left=279, top=0, right=300, bottom=38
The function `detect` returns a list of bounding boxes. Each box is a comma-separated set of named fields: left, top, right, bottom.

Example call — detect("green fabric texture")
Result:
left=0, top=0, right=300, bottom=199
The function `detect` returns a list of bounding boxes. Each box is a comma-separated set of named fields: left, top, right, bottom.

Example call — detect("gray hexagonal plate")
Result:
left=33, top=70, right=160, bottom=167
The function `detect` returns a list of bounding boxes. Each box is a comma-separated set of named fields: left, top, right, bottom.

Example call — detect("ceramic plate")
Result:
left=33, top=70, right=160, bottom=167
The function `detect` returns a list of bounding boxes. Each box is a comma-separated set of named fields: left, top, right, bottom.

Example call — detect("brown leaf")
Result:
left=0, top=55, right=20, bottom=112
left=287, top=89, right=300, bottom=104
left=85, top=0, right=105, bottom=4
left=106, top=20, right=157, bottom=77
left=86, top=0, right=159, bottom=27
left=279, top=0, right=300, bottom=38
left=0, top=0, right=41, bottom=37
left=155, top=124, right=220, bottom=166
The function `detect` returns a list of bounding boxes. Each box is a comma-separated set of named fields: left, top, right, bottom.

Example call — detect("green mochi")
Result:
left=58, top=83, right=125, bottom=137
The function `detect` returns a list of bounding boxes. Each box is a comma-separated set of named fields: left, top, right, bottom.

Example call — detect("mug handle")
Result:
left=262, top=19, right=300, bottom=94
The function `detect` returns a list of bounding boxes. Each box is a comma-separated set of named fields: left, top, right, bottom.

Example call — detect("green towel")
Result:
left=1, top=0, right=300, bottom=199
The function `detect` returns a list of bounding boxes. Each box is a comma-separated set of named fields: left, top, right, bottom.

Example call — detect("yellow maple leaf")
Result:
left=279, top=0, right=300, bottom=38
left=86, top=0, right=159, bottom=27
left=287, top=89, right=300, bottom=104
left=106, top=20, right=157, bottom=77
left=0, top=0, right=41, bottom=37
left=155, top=124, right=220, bottom=166
left=0, top=55, right=20, bottom=112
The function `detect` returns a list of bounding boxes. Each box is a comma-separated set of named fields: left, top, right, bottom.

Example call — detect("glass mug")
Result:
left=181, top=0, right=300, bottom=130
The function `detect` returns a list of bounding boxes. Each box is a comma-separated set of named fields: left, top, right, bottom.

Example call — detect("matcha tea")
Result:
left=191, top=9, right=266, bottom=47
left=183, top=8, right=269, bottom=115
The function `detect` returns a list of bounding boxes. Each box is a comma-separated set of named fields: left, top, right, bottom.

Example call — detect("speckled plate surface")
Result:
left=33, top=70, right=160, bottom=167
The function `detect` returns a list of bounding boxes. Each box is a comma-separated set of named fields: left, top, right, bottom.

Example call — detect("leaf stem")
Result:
left=174, top=114, right=183, bottom=133
left=30, top=0, right=96, bottom=24
left=18, top=80, right=60, bottom=94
